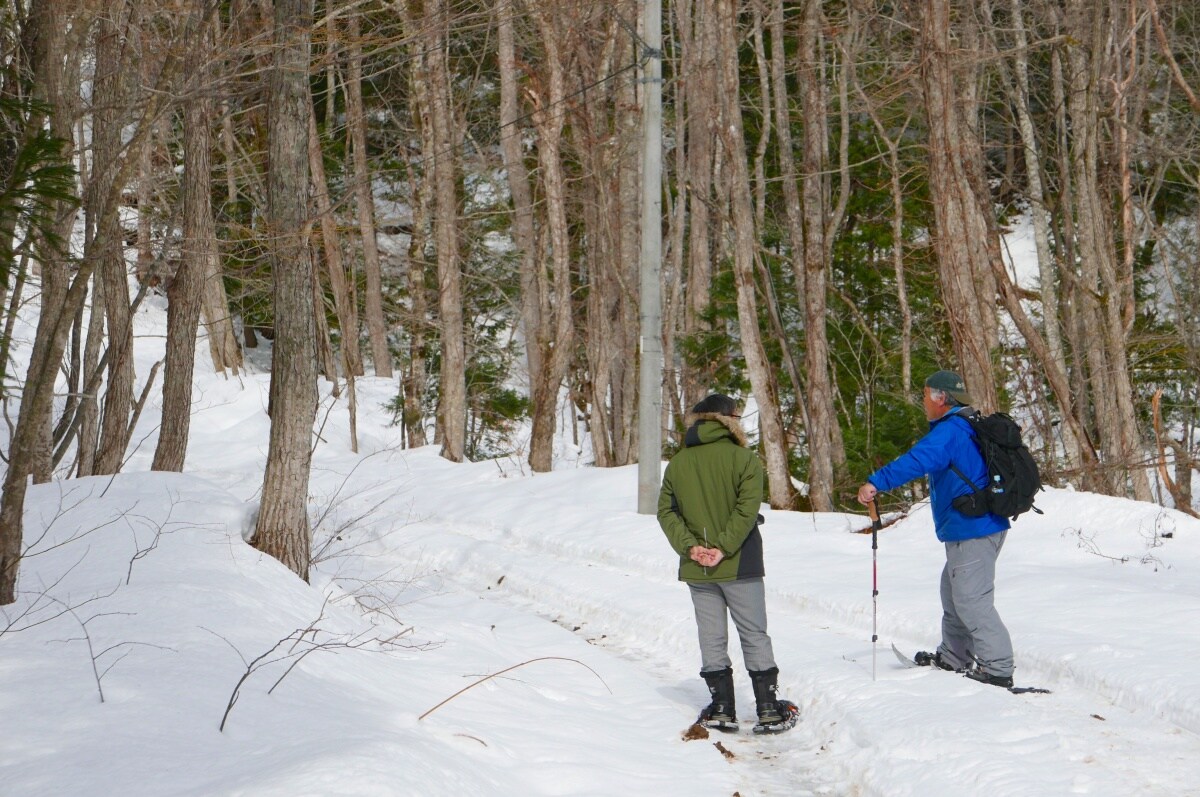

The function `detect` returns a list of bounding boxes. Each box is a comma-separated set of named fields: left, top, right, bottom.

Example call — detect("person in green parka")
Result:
left=657, top=394, right=795, bottom=733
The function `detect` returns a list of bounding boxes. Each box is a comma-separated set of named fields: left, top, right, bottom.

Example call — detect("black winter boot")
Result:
left=964, top=669, right=1014, bottom=689
left=913, top=650, right=958, bottom=671
left=748, top=667, right=782, bottom=724
left=748, top=667, right=798, bottom=734
left=698, top=667, right=737, bottom=728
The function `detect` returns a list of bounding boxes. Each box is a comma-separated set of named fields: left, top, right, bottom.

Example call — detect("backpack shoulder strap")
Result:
left=947, top=409, right=984, bottom=494
left=949, top=462, right=983, bottom=496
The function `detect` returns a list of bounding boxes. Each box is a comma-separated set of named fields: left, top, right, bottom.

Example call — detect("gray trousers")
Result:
left=936, top=531, right=1014, bottom=677
left=689, top=578, right=777, bottom=673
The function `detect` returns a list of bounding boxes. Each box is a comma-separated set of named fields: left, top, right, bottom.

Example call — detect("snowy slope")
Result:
left=5, top=359, right=1199, bottom=795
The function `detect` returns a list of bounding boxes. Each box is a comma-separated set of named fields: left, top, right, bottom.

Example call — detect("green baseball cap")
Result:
left=924, top=370, right=973, bottom=406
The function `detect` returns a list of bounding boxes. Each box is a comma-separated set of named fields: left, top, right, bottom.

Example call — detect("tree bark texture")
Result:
left=797, top=0, right=836, bottom=511
left=151, top=12, right=215, bottom=472
left=1001, top=0, right=1079, bottom=474
left=307, top=103, right=362, bottom=378
left=497, top=0, right=543, bottom=441
left=344, top=12, right=392, bottom=378
left=420, top=0, right=466, bottom=462
left=575, top=7, right=639, bottom=468
left=676, top=0, right=717, bottom=411
left=715, top=0, right=796, bottom=509
left=253, top=0, right=317, bottom=581
left=524, top=6, right=576, bottom=473
left=918, top=0, right=999, bottom=413
left=91, top=0, right=137, bottom=476
left=1063, top=1, right=1151, bottom=500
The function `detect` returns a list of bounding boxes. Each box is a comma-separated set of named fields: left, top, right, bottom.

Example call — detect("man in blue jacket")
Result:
left=856, top=370, right=1015, bottom=687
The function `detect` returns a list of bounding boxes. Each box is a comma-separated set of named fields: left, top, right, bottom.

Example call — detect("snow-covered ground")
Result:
left=3, top=287, right=1200, bottom=796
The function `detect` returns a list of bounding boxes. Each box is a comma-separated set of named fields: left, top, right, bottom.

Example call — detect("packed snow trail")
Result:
left=338, top=452, right=1200, bottom=797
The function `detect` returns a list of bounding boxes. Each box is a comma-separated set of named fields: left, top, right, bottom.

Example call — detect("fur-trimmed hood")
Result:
left=684, top=412, right=749, bottom=448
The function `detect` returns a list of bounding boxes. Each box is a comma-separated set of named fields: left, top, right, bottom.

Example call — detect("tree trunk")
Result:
left=567, top=7, right=638, bottom=468
left=676, top=0, right=717, bottom=410
left=76, top=274, right=104, bottom=476
left=92, top=0, right=136, bottom=476
left=498, top=0, right=548, bottom=469
left=716, top=0, right=796, bottom=509
left=307, top=103, right=362, bottom=380
left=198, top=243, right=241, bottom=375
left=797, top=0, right=836, bottom=511
left=1063, top=0, right=1151, bottom=500
left=526, top=6, right=574, bottom=473
left=200, top=4, right=243, bottom=377
left=662, top=29, right=690, bottom=445
left=402, top=21, right=433, bottom=449
left=918, top=0, right=999, bottom=412
left=403, top=167, right=430, bottom=448
left=1002, top=0, right=1079, bottom=474
left=151, top=14, right=214, bottom=472
left=254, top=0, right=317, bottom=581
left=1, top=0, right=92, bottom=602
left=614, top=15, right=641, bottom=467
left=1049, top=41, right=1106, bottom=491
left=420, top=0, right=466, bottom=462
left=344, top=12, right=391, bottom=378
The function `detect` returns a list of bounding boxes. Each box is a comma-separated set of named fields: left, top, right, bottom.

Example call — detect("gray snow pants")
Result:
left=936, top=531, right=1014, bottom=677
left=689, top=578, right=777, bottom=673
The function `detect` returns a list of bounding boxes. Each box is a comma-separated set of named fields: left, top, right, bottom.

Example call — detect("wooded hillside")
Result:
left=1, top=0, right=1197, bottom=593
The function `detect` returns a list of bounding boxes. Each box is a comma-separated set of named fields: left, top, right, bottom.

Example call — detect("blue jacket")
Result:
left=868, top=407, right=1010, bottom=542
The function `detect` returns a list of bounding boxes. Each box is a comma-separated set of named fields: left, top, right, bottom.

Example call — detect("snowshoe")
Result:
left=752, top=699, right=798, bottom=734
left=696, top=705, right=739, bottom=733
left=749, top=667, right=799, bottom=734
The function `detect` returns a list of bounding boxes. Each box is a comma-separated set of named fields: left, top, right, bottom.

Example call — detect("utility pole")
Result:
left=637, top=0, right=663, bottom=514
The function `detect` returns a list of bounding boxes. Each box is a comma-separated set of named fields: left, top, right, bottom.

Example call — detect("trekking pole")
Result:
left=868, top=498, right=883, bottom=681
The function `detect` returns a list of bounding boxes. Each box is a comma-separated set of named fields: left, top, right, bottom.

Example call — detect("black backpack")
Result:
left=948, top=411, right=1043, bottom=521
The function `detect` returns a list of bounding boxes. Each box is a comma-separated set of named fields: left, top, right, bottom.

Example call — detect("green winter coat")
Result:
left=656, top=413, right=766, bottom=583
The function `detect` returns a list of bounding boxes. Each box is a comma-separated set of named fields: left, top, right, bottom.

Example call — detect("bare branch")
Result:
left=418, top=656, right=611, bottom=722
